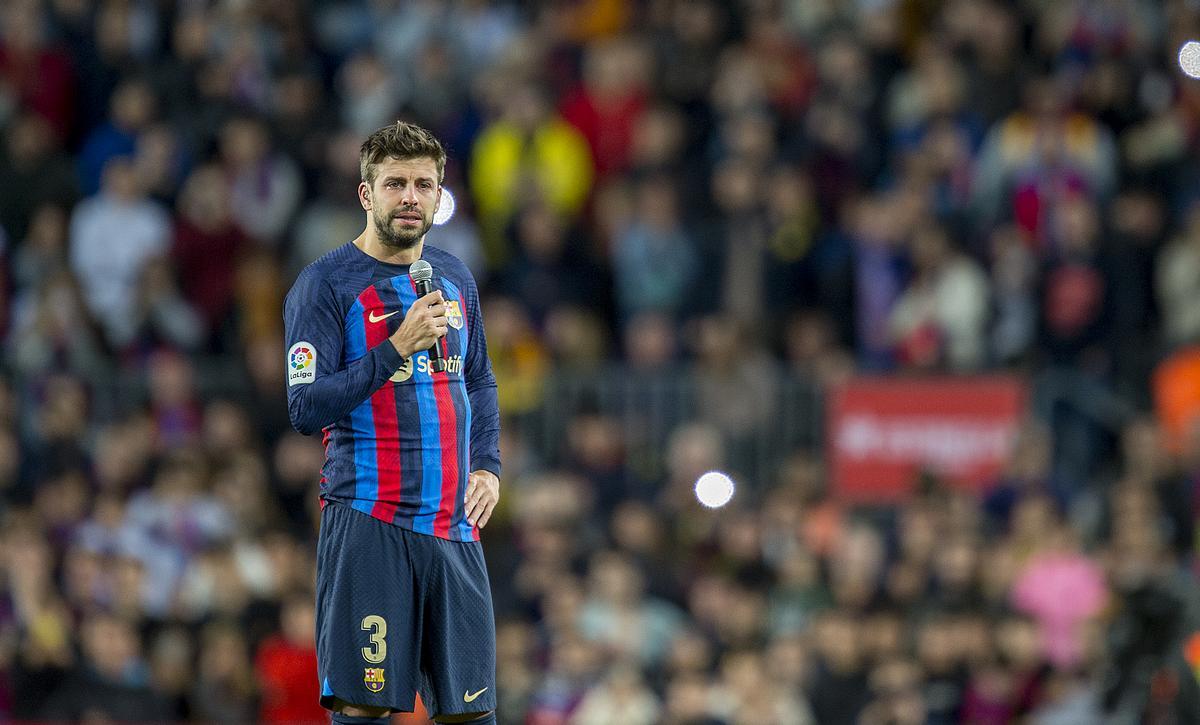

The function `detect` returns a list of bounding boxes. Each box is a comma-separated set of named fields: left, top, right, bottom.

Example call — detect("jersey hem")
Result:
left=322, top=497, right=478, bottom=542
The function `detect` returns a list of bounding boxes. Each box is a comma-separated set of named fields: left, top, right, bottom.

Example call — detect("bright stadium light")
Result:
left=433, top=188, right=456, bottom=225
left=694, top=471, right=735, bottom=508
left=1179, top=41, right=1200, bottom=79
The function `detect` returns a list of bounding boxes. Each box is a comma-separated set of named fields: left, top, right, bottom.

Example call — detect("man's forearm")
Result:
left=467, top=378, right=501, bottom=475
left=288, top=343, right=406, bottom=434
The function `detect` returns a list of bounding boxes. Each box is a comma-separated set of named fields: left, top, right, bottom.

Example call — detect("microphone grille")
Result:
left=410, top=259, right=433, bottom=282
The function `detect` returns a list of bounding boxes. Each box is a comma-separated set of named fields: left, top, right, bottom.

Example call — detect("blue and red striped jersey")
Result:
left=284, top=242, right=500, bottom=542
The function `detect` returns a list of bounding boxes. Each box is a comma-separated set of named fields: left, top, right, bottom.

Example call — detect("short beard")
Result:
left=373, top=208, right=431, bottom=249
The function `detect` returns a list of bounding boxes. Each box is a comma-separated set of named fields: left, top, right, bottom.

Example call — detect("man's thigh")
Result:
left=316, top=503, right=423, bottom=713
left=411, top=532, right=497, bottom=719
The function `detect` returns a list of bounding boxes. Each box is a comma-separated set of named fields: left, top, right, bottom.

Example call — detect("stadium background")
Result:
left=2, top=0, right=1200, bottom=722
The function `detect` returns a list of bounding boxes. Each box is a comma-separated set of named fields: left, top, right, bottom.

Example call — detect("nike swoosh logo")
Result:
left=464, top=687, right=488, bottom=703
left=368, top=310, right=398, bottom=323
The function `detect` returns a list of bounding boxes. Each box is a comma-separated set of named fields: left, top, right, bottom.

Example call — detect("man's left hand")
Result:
left=465, top=470, right=500, bottom=529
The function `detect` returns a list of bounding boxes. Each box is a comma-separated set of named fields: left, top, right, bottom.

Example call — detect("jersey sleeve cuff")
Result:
left=373, top=339, right=406, bottom=373
left=470, top=458, right=501, bottom=478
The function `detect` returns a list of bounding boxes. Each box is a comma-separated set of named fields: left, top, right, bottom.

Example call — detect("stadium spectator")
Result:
left=0, top=0, right=76, bottom=142
left=612, top=174, right=698, bottom=324
left=0, top=113, right=78, bottom=244
left=69, top=155, right=171, bottom=347
left=125, top=257, right=205, bottom=353
left=290, top=129, right=372, bottom=271
left=7, top=266, right=106, bottom=379
left=77, top=78, right=158, bottom=196
left=218, top=116, right=303, bottom=247
left=887, top=221, right=990, bottom=371
left=499, top=201, right=604, bottom=323
left=1157, top=201, right=1200, bottom=347
left=254, top=592, right=325, bottom=725
left=41, top=611, right=172, bottom=722
left=470, top=81, right=594, bottom=263
left=172, top=163, right=248, bottom=343
left=560, top=37, right=651, bottom=180
left=192, top=621, right=258, bottom=723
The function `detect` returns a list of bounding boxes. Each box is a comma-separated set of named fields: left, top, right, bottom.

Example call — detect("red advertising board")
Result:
left=827, top=377, right=1028, bottom=502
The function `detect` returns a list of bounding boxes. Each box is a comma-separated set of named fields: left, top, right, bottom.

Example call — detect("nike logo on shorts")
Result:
left=464, top=687, right=488, bottom=703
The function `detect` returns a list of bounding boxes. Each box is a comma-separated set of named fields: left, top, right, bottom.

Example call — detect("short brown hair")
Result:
left=359, top=121, right=446, bottom=186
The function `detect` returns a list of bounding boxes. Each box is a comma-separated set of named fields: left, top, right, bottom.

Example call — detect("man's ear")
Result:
left=358, top=181, right=371, bottom=210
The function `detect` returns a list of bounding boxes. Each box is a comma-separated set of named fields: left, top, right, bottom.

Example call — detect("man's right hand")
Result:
left=389, top=290, right=447, bottom=358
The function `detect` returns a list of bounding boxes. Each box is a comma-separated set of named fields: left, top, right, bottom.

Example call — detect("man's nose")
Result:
left=401, top=184, right=419, bottom=205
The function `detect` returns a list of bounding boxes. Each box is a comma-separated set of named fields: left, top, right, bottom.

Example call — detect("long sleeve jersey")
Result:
left=284, top=241, right=500, bottom=541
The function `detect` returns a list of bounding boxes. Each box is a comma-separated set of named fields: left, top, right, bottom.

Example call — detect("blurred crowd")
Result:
left=2, top=0, right=1200, bottom=723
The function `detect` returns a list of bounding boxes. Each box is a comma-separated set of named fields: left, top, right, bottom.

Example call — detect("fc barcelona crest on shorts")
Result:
left=364, top=667, right=386, bottom=692
left=446, top=300, right=464, bottom=329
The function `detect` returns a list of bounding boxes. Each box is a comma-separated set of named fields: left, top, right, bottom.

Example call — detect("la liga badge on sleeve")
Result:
left=287, top=341, right=316, bottom=385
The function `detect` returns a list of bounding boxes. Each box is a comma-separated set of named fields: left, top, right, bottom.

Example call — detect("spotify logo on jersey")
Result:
left=390, top=355, right=463, bottom=383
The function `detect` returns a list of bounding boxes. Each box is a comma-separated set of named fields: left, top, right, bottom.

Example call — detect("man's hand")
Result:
left=464, top=470, right=499, bottom=529
left=389, top=290, right=447, bottom=358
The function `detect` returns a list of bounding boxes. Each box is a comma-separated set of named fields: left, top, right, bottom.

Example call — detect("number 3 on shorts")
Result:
left=361, top=614, right=387, bottom=663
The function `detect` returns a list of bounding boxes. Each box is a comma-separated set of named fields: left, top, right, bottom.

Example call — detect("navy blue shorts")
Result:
left=315, top=503, right=496, bottom=715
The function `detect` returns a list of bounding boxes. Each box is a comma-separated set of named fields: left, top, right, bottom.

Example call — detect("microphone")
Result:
left=409, top=259, right=446, bottom=373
